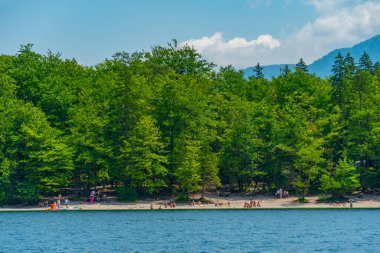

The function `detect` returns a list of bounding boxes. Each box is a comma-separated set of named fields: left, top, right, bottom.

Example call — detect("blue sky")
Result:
left=1, top=0, right=380, bottom=67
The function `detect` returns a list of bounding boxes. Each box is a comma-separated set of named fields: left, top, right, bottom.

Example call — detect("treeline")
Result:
left=1, top=41, right=380, bottom=204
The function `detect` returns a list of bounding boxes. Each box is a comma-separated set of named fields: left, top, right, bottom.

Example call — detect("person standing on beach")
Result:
left=65, top=198, right=70, bottom=208
left=57, top=194, right=62, bottom=209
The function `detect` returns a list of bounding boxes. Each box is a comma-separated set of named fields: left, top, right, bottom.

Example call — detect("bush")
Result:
left=175, top=192, right=189, bottom=203
left=295, top=197, right=310, bottom=203
left=0, top=191, right=6, bottom=207
left=116, top=186, right=137, bottom=201
left=320, top=156, right=360, bottom=197
left=14, top=183, right=40, bottom=205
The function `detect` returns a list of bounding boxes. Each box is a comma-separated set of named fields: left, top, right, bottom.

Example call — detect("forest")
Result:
left=0, top=41, right=380, bottom=204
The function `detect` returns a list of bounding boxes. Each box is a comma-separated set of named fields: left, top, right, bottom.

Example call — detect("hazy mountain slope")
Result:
left=242, top=35, right=380, bottom=79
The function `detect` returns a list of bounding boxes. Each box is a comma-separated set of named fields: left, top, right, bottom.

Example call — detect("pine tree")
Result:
left=343, top=53, right=356, bottom=76
left=281, top=64, right=291, bottom=76
left=331, top=53, right=345, bottom=85
left=253, top=62, right=264, bottom=79
left=331, top=53, right=345, bottom=108
left=295, top=58, right=308, bottom=73
left=358, top=51, right=373, bottom=72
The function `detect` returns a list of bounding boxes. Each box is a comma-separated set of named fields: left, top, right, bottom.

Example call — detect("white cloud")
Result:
left=181, top=0, right=380, bottom=68
left=181, top=33, right=280, bottom=68
left=305, top=0, right=356, bottom=12
left=292, top=1, right=380, bottom=62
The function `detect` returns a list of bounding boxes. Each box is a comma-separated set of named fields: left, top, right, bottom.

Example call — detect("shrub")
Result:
left=116, top=186, right=137, bottom=201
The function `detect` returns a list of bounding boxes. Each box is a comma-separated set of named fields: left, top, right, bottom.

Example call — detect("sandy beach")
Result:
left=1, top=194, right=380, bottom=211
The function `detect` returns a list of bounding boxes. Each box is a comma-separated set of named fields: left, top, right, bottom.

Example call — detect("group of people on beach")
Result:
left=213, top=200, right=230, bottom=207
left=190, top=199, right=203, bottom=206
left=39, top=194, right=70, bottom=210
left=89, top=190, right=108, bottom=204
left=244, top=200, right=261, bottom=208
left=275, top=188, right=289, bottom=198
left=151, top=200, right=176, bottom=210
left=331, top=199, right=354, bottom=208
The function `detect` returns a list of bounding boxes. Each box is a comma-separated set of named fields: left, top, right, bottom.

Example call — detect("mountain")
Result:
left=242, top=35, right=380, bottom=79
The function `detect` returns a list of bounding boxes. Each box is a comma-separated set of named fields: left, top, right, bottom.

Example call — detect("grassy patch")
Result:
left=294, top=197, right=310, bottom=203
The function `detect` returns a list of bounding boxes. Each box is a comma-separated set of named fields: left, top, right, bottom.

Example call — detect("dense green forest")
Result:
left=1, top=41, right=380, bottom=204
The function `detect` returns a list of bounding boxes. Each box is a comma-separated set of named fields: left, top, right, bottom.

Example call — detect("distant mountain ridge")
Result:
left=243, top=35, right=380, bottom=79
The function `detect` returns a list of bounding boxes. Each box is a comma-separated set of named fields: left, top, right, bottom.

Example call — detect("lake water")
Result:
left=0, top=209, right=379, bottom=252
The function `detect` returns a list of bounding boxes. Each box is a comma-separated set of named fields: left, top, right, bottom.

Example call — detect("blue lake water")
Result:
left=0, top=209, right=379, bottom=252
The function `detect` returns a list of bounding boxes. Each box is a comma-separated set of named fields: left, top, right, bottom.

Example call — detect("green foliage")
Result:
left=253, top=63, right=264, bottom=79
left=358, top=51, right=373, bottom=72
left=120, top=116, right=167, bottom=193
left=1, top=42, right=380, bottom=205
left=115, top=186, right=137, bottom=202
left=14, top=183, right=40, bottom=204
left=295, top=58, right=308, bottom=73
left=174, top=140, right=202, bottom=194
left=320, top=155, right=360, bottom=197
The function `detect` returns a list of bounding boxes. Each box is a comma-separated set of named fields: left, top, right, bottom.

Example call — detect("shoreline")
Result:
left=2, top=194, right=380, bottom=212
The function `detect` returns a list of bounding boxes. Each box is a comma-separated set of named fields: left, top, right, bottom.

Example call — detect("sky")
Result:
left=1, top=0, right=380, bottom=68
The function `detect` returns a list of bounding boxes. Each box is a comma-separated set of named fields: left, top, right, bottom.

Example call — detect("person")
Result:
left=57, top=198, right=61, bottom=209
left=64, top=198, right=70, bottom=208
left=227, top=201, right=230, bottom=207
left=150, top=203, right=153, bottom=210
left=252, top=200, right=256, bottom=207
left=349, top=199, right=353, bottom=208
left=250, top=199, right=253, bottom=208
left=279, top=188, right=283, bottom=198
left=158, top=205, right=162, bottom=209
left=257, top=201, right=261, bottom=207
left=103, top=194, right=108, bottom=203
left=197, top=200, right=202, bottom=206
left=164, top=202, right=168, bottom=208
left=191, top=200, right=195, bottom=206
left=90, top=194, right=94, bottom=204
left=50, top=202, right=55, bottom=210
left=244, top=201, right=248, bottom=208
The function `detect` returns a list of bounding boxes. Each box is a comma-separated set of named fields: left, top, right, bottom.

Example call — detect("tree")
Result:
left=174, top=140, right=202, bottom=195
left=358, top=51, right=373, bottom=72
left=120, top=116, right=167, bottom=194
left=281, top=64, right=292, bottom=76
left=253, top=62, right=264, bottom=79
left=343, top=53, right=356, bottom=76
left=320, top=155, right=360, bottom=197
left=293, top=139, right=325, bottom=200
left=295, top=58, right=308, bottom=73
left=331, top=53, right=346, bottom=109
